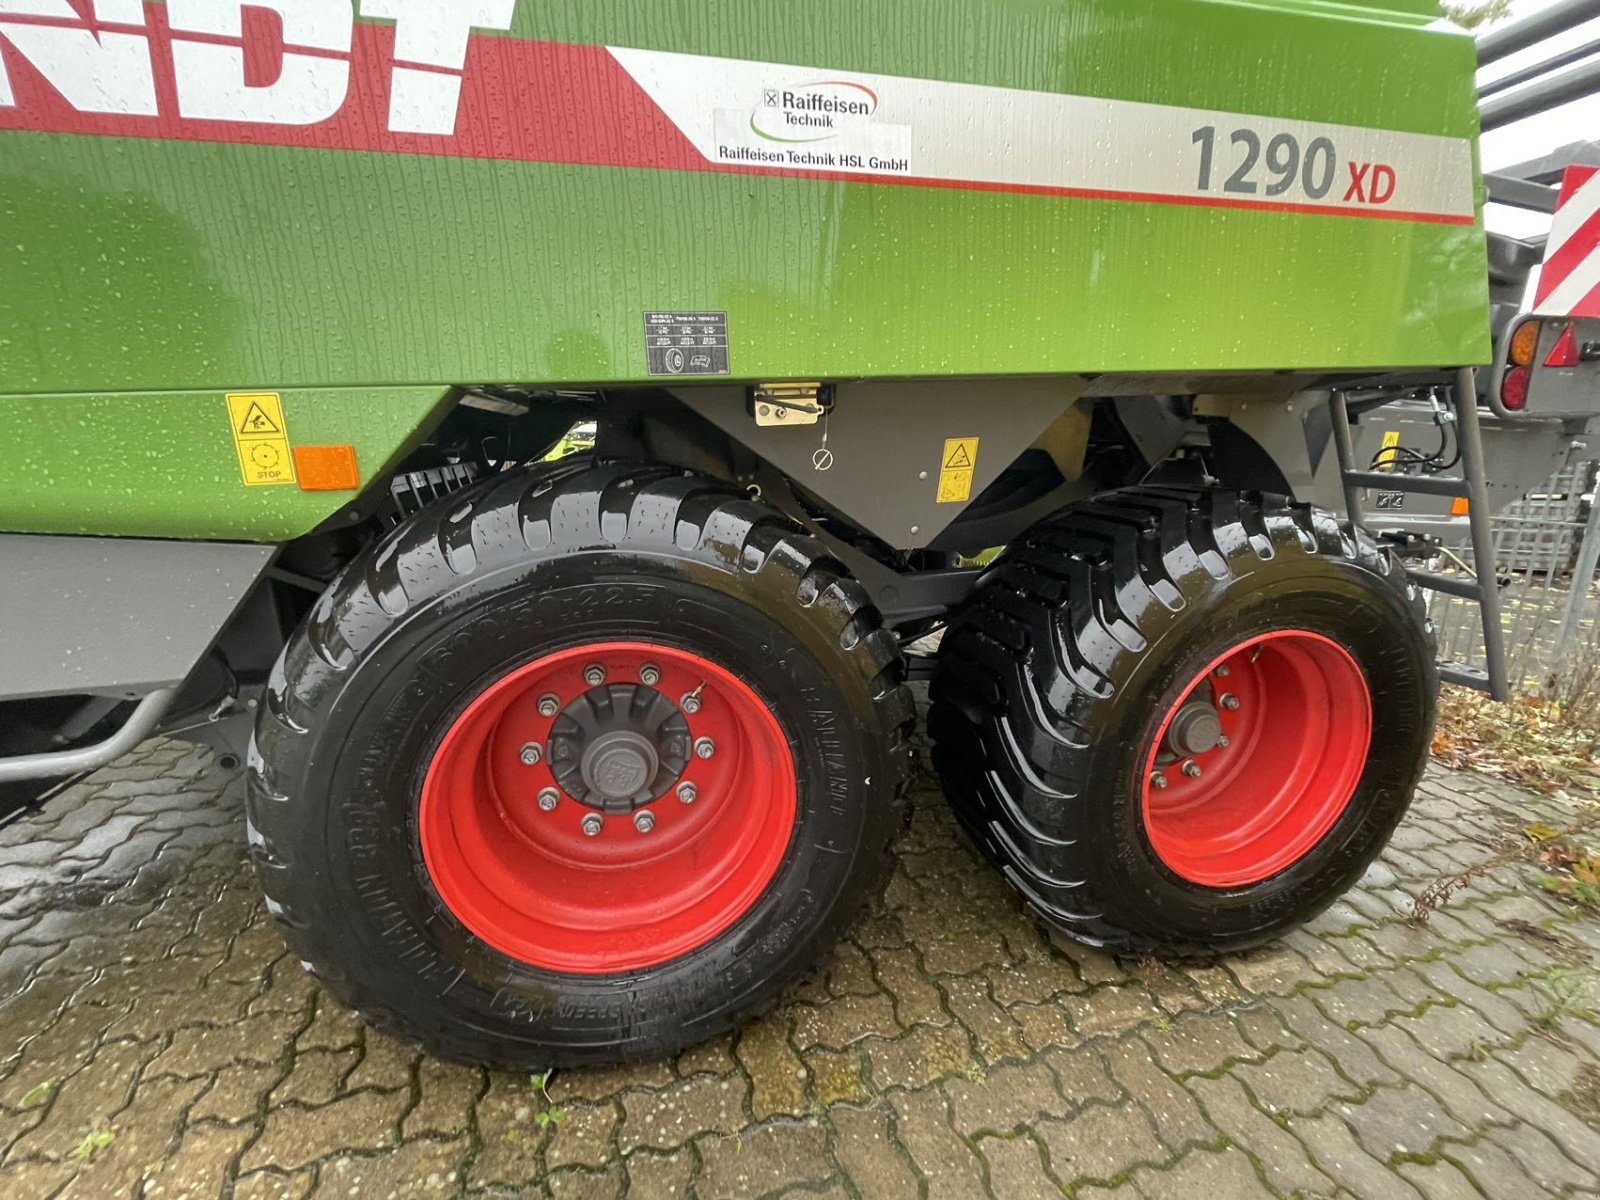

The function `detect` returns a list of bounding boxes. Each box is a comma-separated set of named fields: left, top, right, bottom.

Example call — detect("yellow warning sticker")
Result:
left=937, top=436, right=979, bottom=504
left=226, top=392, right=296, bottom=487
left=1377, top=429, right=1402, bottom=472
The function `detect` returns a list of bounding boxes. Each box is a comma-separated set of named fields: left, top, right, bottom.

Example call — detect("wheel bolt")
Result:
left=1182, top=759, right=1202, bottom=778
left=1217, top=734, right=1230, bottom=749
left=676, top=781, right=697, bottom=804
left=1151, top=772, right=1168, bottom=789
left=580, top=813, right=603, bottom=837
left=537, top=693, right=560, bottom=717
left=694, top=737, right=715, bottom=759
left=536, top=787, right=559, bottom=811
left=639, top=664, right=661, bottom=686
left=583, top=664, right=606, bottom=686
left=1220, top=693, right=1240, bottom=711
left=1215, top=664, right=1231, bottom=677
left=633, top=810, right=656, bottom=834
left=519, top=742, right=542, bottom=766
left=681, top=692, right=702, bottom=714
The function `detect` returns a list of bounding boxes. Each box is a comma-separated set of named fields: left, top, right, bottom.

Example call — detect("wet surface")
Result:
left=2, top=738, right=1599, bottom=1198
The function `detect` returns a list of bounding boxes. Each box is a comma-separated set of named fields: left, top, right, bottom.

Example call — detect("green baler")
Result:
left=2, top=0, right=1596, bottom=1066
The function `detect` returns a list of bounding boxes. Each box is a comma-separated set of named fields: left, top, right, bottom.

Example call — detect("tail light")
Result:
left=1501, top=365, right=1530, bottom=411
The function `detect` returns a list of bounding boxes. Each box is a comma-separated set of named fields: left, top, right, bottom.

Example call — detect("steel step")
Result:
left=1408, top=570, right=1483, bottom=601
left=1339, top=470, right=1471, bottom=499
left=1439, top=661, right=1494, bottom=693
left=1330, top=369, right=1510, bottom=701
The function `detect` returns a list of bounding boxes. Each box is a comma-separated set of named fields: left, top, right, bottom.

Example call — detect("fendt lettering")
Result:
left=0, top=0, right=515, bottom=132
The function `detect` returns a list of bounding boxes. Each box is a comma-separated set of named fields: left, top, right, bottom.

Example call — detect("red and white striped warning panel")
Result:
left=1535, top=166, right=1600, bottom=318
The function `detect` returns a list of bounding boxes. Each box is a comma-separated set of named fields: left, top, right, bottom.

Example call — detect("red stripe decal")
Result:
left=1535, top=166, right=1600, bottom=312
left=1573, top=280, right=1600, bottom=321
left=1536, top=206, right=1600, bottom=307
left=1556, top=164, right=1598, bottom=208
left=0, top=6, right=1474, bottom=226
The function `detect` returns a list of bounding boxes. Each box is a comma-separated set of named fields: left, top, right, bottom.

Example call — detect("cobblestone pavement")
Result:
left=3, top=737, right=1600, bottom=1200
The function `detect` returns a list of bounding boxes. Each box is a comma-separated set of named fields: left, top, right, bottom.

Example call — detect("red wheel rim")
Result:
left=419, top=641, right=796, bottom=973
left=1140, top=630, right=1372, bottom=888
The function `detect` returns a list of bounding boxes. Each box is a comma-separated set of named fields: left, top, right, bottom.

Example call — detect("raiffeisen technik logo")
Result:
left=751, top=80, right=878, bottom=142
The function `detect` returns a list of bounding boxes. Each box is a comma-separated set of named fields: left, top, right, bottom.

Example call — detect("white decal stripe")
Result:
left=1543, top=252, right=1600, bottom=317
left=1548, top=173, right=1600, bottom=260
left=607, top=45, right=1476, bottom=221
left=1536, top=168, right=1600, bottom=315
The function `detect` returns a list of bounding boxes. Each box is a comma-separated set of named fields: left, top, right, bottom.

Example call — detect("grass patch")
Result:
left=529, top=1071, right=565, bottom=1129
left=68, top=1129, right=114, bottom=1161
left=1533, top=966, right=1598, bottom=1030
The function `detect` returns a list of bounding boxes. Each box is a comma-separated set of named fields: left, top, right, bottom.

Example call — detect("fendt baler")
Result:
left=3, top=0, right=1599, bottom=1066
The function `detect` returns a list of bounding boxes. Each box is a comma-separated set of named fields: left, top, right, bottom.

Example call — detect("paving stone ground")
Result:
left=3, top=728, right=1600, bottom=1199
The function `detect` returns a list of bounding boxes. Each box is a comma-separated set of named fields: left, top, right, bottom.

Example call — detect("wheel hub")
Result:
left=546, top=684, right=690, bottom=813
left=1164, top=694, right=1224, bottom=758
left=583, top=731, right=659, bottom=802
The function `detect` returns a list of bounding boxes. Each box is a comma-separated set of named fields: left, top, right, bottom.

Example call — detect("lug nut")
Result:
left=583, top=664, right=606, bottom=686
left=536, top=787, right=560, bottom=811
left=1215, top=664, right=1231, bottom=677
left=694, top=737, right=715, bottom=760
left=537, top=693, right=560, bottom=717
left=1151, top=772, right=1169, bottom=790
left=1182, top=759, right=1202, bottom=778
left=676, top=781, right=697, bottom=804
left=681, top=692, right=702, bottom=714
left=519, top=742, right=542, bottom=766
left=580, top=813, right=604, bottom=837
left=1219, top=693, right=1240, bottom=711
left=1217, top=734, right=1230, bottom=749
left=633, top=810, right=656, bottom=834
left=639, top=663, right=661, bottom=686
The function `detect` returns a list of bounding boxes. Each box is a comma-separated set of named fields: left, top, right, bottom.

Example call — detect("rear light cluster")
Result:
left=1503, top=319, right=1538, bottom=411
left=1502, top=318, right=1584, bottom=411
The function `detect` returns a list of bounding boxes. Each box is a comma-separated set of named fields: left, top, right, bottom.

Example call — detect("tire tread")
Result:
left=929, top=486, right=1434, bottom=957
left=248, top=459, right=913, bottom=1068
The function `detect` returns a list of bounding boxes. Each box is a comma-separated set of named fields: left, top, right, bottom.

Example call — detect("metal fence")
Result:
left=1427, top=457, right=1600, bottom=696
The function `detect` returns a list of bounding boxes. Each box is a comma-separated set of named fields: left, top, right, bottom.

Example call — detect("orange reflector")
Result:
left=1509, top=320, right=1541, bottom=366
left=1451, top=497, right=1470, bottom=517
left=293, top=444, right=360, bottom=491
left=1545, top=324, right=1580, bottom=368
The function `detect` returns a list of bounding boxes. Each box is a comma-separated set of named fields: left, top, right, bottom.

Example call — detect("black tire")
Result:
left=247, top=460, right=913, bottom=1068
left=929, top=487, right=1437, bottom=957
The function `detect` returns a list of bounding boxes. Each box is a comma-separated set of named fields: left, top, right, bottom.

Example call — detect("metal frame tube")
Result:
left=1477, top=0, right=1600, bottom=67
left=1554, top=485, right=1600, bottom=654
left=1328, top=392, right=1367, bottom=530
left=1480, top=33, right=1600, bottom=97
left=1338, top=471, right=1471, bottom=498
left=0, top=688, right=176, bottom=784
left=1452, top=369, right=1511, bottom=700
left=1480, top=55, right=1600, bottom=131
